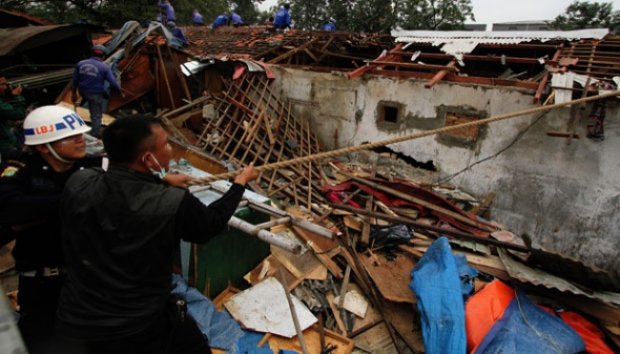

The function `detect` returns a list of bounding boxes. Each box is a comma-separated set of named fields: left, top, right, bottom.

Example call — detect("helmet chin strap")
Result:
left=46, top=143, right=72, bottom=164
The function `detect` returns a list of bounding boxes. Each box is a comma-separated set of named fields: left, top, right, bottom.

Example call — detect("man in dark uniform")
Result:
left=54, top=116, right=257, bottom=354
left=0, top=105, right=97, bottom=354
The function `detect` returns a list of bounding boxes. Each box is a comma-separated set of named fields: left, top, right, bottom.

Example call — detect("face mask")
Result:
left=143, top=153, right=167, bottom=180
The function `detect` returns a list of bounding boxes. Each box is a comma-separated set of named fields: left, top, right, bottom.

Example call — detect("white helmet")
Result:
left=23, top=105, right=91, bottom=145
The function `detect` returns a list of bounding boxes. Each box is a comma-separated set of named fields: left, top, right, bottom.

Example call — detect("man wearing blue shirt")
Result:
left=322, top=17, right=336, bottom=31
left=158, top=0, right=176, bottom=24
left=167, top=21, right=188, bottom=47
left=230, top=11, right=243, bottom=27
left=71, top=45, right=122, bottom=138
left=192, top=9, right=204, bottom=25
left=273, top=3, right=291, bottom=29
left=211, top=13, right=229, bottom=28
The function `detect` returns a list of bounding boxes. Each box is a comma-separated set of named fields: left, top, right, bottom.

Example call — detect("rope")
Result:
left=188, top=90, right=620, bottom=186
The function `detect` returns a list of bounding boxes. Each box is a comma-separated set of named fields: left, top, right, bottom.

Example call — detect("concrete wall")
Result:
left=271, top=66, right=620, bottom=277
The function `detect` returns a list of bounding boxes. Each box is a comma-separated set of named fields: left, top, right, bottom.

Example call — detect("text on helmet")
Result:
left=24, top=113, right=87, bottom=137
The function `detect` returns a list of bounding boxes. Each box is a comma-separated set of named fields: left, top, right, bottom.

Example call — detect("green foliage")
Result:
left=0, top=0, right=244, bottom=27
left=289, top=0, right=395, bottom=33
left=549, top=1, right=620, bottom=32
left=397, top=0, right=474, bottom=30
left=291, top=0, right=328, bottom=30
left=1, top=0, right=476, bottom=33
left=233, top=0, right=260, bottom=24
left=349, top=0, right=395, bottom=33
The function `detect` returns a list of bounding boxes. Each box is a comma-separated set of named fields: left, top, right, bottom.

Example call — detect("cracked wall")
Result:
left=271, top=66, right=620, bottom=279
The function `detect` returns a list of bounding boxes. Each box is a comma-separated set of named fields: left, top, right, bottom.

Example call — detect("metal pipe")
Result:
left=227, top=216, right=305, bottom=254
left=252, top=217, right=291, bottom=232
left=208, top=183, right=334, bottom=239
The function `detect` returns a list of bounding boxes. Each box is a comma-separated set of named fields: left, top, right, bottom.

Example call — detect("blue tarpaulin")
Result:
left=171, top=274, right=245, bottom=353
left=410, top=237, right=473, bottom=354
left=475, top=291, right=585, bottom=354
left=456, top=253, right=478, bottom=300
left=234, top=330, right=272, bottom=354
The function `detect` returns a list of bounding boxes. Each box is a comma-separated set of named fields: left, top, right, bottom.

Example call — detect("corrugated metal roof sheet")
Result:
left=498, top=249, right=620, bottom=307
left=392, top=29, right=610, bottom=58
left=0, top=24, right=88, bottom=56
left=392, top=28, right=609, bottom=40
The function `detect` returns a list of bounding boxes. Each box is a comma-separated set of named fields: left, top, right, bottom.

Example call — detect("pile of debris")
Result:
left=183, top=25, right=393, bottom=68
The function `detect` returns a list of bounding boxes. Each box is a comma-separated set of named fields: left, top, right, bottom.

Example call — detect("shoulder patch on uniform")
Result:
left=1, top=166, right=19, bottom=178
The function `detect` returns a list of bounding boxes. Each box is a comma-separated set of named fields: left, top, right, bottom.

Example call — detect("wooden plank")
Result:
left=352, top=322, right=400, bottom=354
left=359, top=253, right=416, bottom=304
left=470, top=191, right=496, bottom=216
left=425, top=60, right=457, bottom=88
left=290, top=224, right=338, bottom=254
left=398, top=244, right=510, bottom=280
left=268, top=325, right=354, bottom=354
left=271, top=245, right=326, bottom=280
left=535, top=46, right=563, bottom=104
left=211, top=285, right=239, bottom=311
left=243, top=255, right=297, bottom=287
left=383, top=301, right=425, bottom=353
left=326, top=292, right=348, bottom=335
left=372, top=60, right=458, bottom=72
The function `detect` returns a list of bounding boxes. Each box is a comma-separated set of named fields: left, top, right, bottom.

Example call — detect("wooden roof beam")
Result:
left=425, top=60, right=456, bottom=88
left=535, top=45, right=563, bottom=104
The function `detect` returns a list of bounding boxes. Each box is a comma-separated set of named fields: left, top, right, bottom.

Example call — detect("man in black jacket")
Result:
left=54, top=116, right=256, bottom=354
left=0, top=105, right=96, bottom=354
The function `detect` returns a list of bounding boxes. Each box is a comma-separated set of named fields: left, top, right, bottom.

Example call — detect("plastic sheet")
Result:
left=171, top=274, right=245, bottom=353
left=475, top=291, right=585, bottom=354
left=410, top=237, right=467, bottom=354
left=370, top=224, right=413, bottom=249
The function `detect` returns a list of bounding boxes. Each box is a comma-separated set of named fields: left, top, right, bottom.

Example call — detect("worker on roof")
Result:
left=71, top=45, right=123, bottom=139
left=192, top=9, right=204, bottom=26
left=0, top=105, right=101, bottom=354
left=166, top=20, right=188, bottom=47
left=322, top=17, right=336, bottom=31
left=158, top=0, right=176, bottom=24
left=211, top=13, right=229, bottom=29
left=273, top=2, right=291, bottom=30
left=0, top=75, right=26, bottom=162
left=230, top=11, right=244, bottom=27
left=53, top=116, right=257, bottom=353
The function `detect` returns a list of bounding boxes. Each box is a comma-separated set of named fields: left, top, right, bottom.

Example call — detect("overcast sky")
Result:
left=258, top=0, right=620, bottom=24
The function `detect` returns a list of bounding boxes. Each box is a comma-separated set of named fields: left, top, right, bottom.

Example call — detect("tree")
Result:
left=397, top=0, right=474, bottom=30
left=549, top=1, right=620, bottom=32
left=233, top=0, right=260, bottom=24
left=351, top=0, right=395, bottom=33
left=1, top=0, right=257, bottom=27
left=291, top=0, right=328, bottom=30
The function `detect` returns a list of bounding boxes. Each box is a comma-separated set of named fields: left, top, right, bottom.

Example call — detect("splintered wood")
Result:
left=195, top=74, right=327, bottom=214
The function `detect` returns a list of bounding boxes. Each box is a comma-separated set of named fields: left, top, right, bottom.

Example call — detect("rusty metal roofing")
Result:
left=0, top=24, right=90, bottom=56
left=0, top=8, right=53, bottom=27
left=182, top=25, right=392, bottom=62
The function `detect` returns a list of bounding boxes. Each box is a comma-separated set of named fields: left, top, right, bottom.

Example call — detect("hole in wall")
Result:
left=382, top=105, right=399, bottom=123
left=367, top=144, right=437, bottom=171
